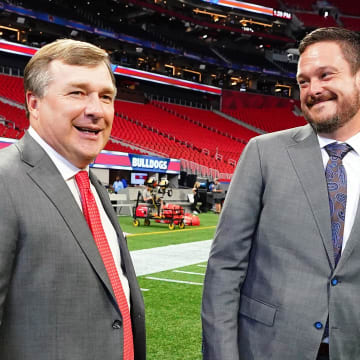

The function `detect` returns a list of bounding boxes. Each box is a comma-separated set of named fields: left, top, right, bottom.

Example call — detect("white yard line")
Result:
left=173, top=270, right=205, bottom=276
left=145, top=276, right=203, bottom=286
left=130, top=240, right=212, bottom=276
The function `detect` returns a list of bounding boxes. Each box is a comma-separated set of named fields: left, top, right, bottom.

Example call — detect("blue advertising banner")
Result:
left=129, top=154, right=170, bottom=173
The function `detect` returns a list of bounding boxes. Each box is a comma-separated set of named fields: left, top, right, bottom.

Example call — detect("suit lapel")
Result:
left=286, top=125, right=335, bottom=268
left=18, top=134, right=117, bottom=306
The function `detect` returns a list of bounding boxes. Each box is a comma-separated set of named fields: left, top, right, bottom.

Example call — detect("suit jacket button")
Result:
left=331, top=278, right=339, bottom=286
left=314, top=322, right=323, bottom=329
left=112, top=320, right=122, bottom=329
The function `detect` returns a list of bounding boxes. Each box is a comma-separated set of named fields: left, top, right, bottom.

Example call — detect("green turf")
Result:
left=138, top=263, right=208, bottom=360
left=119, top=213, right=219, bottom=251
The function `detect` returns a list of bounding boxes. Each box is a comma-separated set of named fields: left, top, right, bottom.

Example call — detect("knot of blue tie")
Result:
left=325, top=142, right=352, bottom=160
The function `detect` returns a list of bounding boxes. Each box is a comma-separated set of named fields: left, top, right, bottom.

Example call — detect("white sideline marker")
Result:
left=140, top=288, right=150, bottom=291
left=173, top=270, right=205, bottom=276
left=145, top=276, right=203, bottom=286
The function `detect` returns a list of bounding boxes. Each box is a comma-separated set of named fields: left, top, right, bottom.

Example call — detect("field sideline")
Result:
left=118, top=213, right=219, bottom=360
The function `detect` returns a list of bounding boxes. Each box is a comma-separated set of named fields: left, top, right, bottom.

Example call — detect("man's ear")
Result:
left=26, top=91, right=40, bottom=120
left=356, top=70, right=360, bottom=90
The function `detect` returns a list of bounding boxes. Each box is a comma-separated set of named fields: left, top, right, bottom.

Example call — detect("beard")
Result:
left=302, top=88, right=360, bottom=134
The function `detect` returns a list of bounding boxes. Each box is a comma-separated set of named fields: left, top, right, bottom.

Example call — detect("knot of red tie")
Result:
left=75, top=170, right=90, bottom=190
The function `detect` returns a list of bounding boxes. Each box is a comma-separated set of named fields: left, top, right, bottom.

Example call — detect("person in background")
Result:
left=121, top=177, right=128, bottom=188
left=190, top=181, right=201, bottom=214
left=113, top=175, right=124, bottom=193
left=0, top=38, right=145, bottom=360
left=202, top=27, right=360, bottom=360
left=212, top=178, right=223, bottom=214
left=208, top=181, right=215, bottom=192
left=142, top=183, right=154, bottom=205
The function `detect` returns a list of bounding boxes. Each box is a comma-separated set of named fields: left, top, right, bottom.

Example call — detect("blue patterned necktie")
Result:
left=324, top=142, right=352, bottom=266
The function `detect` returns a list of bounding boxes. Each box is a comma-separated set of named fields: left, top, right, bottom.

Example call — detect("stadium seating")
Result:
left=0, top=74, right=25, bottom=104
left=0, top=102, right=28, bottom=130
left=295, top=12, right=338, bottom=28
left=0, top=123, right=6, bottom=137
left=151, top=101, right=258, bottom=142
left=225, top=107, right=306, bottom=133
left=250, top=0, right=279, bottom=8
left=340, top=16, right=360, bottom=32
left=0, top=74, right=29, bottom=132
left=282, top=0, right=315, bottom=11
left=0, top=73, right=307, bottom=176
left=330, top=0, right=360, bottom=16
left=104, top=140, right=146, bottom=155
left=111, top=111, right=239, bottom=175
left=114, top=100, right=246, bottom=164
left=0, top=73, right=239, bottom=174
left=0, top=123, right=23, bottom=139
left=221, top=91, right=306, bottom=133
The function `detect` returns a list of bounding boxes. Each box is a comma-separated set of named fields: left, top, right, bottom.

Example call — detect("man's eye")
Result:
left=101, top=95, right=113, bottom=102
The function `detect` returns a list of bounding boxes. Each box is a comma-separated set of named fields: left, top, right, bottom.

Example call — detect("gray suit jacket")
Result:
left=202, top=125, right=360, bottom=360
left=0, top=133, right=145, bottom=360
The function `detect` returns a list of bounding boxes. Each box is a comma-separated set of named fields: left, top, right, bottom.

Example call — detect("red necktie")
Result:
left=75, top=171, right=134, bottom=360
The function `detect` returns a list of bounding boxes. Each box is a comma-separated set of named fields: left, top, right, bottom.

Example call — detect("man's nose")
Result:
left=84, top=93, right=104, bottom=118
left=308, top=79, right=323, bottom=97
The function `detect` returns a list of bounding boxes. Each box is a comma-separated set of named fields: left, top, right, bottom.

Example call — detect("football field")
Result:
left=119, top=213, right=219, bottom=360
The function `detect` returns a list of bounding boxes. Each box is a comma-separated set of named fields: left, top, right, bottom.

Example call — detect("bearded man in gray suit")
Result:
left=202, top=27, right=360, bottom=360
left=0, top=39, right=145, bottom=359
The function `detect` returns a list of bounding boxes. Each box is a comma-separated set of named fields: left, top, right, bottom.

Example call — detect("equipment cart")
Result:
left=132, top=190, right=185, bottom=230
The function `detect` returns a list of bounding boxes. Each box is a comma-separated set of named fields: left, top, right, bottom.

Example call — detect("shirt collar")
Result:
left=28, top=126, right=88, bottom=181
left=317, top=132, right=360, bottom=156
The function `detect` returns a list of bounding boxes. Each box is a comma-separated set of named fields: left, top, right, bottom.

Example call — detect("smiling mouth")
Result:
left=309, top=100, right=329, bottom=108
left=74, top=126, right=101, bottom=135
left=307, top=94, right=337, bottom=109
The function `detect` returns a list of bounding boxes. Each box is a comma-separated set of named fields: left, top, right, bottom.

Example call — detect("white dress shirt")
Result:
left=28, top=127, right=130, bottom=307
left=318, top=132, right=360, bottom=250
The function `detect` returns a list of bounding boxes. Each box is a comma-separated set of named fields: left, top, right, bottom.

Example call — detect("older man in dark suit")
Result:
left=0, top=39, right=145, bottom=360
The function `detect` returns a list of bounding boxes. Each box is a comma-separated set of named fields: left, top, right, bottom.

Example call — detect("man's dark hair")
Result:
left=299, top=27, right=360, bottom=74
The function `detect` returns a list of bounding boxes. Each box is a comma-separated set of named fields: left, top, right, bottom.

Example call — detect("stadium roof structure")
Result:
left=0, top=0, right=359, bottom=96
